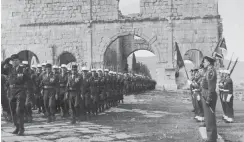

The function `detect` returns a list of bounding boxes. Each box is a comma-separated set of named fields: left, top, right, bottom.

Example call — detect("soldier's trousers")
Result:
left=68, top=91, right=80, bottom=120
left=191, top=91, right=196, bottom=111
left=9, top=88, right=26, bottom=130
left=58, top=88, right=68, bottom=116
left=43, top=89, right=56, bottom=117
left=1, top=92, right=10, bottom=114
left=201, top=89, right=217, bottom=142
left=224, top=93, right=234, bottom=119
left=219, top=91, right=226, bottom=115
left=25, top=92, right=33, bottom=119
left=194, top=91, right=203, bottom=117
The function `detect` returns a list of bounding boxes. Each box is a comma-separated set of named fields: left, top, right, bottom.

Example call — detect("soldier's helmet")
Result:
left=82, top=66, right=88, bottom=71
left=37, top=64, right=42, bottom=68
left=61, top=64, right=67, bottom=68
left=97, top=68, right=102, bottom=72
left=46, top=63, right=52, bottom=68
left=104, top=69, right=109, bottom=72
left=91, top=69, right=96, bottom=72
left=67, top=67, right=71, bottom=71
left=42, top=63, right=47, bottom=67
left=22, top=61, right=28, bottom=65
left=53, top=65, right=58, bottom=69
left=31, top=65, right=37, bottom=68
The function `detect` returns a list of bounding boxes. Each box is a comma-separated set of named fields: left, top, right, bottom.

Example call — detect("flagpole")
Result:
left=227, top=52, right=234, bottom=70
left=230, top=57, right=238, bottom=75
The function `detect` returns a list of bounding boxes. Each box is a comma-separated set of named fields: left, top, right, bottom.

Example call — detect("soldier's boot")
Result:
left=52, top=114, right=56, bottom=122
left=47, top=116, right=51, bottom=123
left=18, top=116, right=25, bottom=136
left=18, top=128, right=25, bottom=136
left=28, top=116, right=33, bottom=123
left=12, top=124, right=19, bottom=134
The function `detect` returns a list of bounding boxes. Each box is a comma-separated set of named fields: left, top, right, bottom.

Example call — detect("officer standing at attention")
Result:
left=201, top=56, right=218, bottom=142
left=2, top=54, right=31, bottom=135
left=223, top=70, right=234, bottom=123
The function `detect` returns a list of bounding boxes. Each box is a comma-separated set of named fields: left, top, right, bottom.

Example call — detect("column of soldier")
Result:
left=189, top=55, right=234, bottom=142
left=1, top=54, right=156, bottom=136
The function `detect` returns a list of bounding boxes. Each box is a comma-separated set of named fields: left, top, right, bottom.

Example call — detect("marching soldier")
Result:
left=66, top=65, right=82, bottom=124
left=97, top=69, right=104, bottom=112
left=201, top=56, right=218, bottom=142
left=89, top=69, right=99, bottom=115
left=223, top=70, right=234, bottom=123
left=40, top=63, right=59, bottom=123
left=104, top=69, right=111, bottom=109
left=190, top=69, right=197, bottom=113
left=35, top=64, right=45, bottom=114
left=3, top=54, right=31, bottom=135
left=58, top=64, right=69, bottom=117
left=80, top=67, right=90, bottom=119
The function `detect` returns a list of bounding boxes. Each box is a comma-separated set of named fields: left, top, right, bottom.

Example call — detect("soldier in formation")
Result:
left=1, top=56, right=156, bottom=135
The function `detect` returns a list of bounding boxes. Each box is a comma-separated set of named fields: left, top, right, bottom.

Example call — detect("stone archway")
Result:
left=17, top=50, right=40, bottom=65
left=57, top=51, right=76, bottom=65
left=102, top=34, right=159, bottom=73
left=183, top=49, right=203, bottom=68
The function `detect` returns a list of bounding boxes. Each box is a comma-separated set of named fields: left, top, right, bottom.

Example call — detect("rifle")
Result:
left=227, top=52, right=234, bottom=70
left=230, top=57, right=238, bottom=75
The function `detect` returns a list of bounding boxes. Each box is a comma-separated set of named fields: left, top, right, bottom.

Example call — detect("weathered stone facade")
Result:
left=1, top=0, right=222, bottom=89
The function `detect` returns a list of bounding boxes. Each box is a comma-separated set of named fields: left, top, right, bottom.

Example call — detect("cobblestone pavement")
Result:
left=1, top=89, right=244, bottom=142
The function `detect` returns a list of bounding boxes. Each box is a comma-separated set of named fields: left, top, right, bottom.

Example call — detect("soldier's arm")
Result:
left=227, top=79, right=233, bottom=95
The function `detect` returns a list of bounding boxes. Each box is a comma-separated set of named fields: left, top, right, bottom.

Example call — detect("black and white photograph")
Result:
left=1, top=0, right=244, bottom=141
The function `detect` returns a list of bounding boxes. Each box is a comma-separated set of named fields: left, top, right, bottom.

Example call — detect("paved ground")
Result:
left=1, top=89, right=244, bottom=142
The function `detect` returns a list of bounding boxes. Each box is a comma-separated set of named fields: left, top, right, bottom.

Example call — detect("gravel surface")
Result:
left=1, top=89, right=243, bottom=142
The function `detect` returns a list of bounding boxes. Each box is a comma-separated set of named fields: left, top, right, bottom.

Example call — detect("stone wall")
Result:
left=140, top=0, right=218, bottom=18
left=1, top=0, right=221, bottom=89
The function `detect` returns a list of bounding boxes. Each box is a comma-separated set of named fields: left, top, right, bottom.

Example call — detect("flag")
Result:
left=213, top=38, right=227, bottom=57
left=175, top=42, right=184, bottom=70
left=174, top=42, right=185, bottom=78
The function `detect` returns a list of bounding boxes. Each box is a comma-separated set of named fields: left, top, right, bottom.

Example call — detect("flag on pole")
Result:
left=175, top=42, right=184, bottom=71
left=175, top=42, right=186, bottom=78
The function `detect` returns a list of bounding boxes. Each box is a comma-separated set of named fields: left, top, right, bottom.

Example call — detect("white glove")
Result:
left=226, top=94, right=232, bottom=102
left=197, top=95, right=201, bottom=101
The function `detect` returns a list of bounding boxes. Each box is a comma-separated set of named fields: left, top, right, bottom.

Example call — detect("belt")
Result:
left=193, top=89, right=200, bottom=92
left=43, top=86, right=55, bottom=89
left=223, top=89, right=229, bottom=92
left=9, top=84, right=24, bottom=88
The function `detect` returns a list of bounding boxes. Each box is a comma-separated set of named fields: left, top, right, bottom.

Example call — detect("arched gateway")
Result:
left=2, top=0, right=222, bottom=89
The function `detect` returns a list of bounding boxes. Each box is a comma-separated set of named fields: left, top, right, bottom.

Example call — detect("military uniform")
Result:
left=80, top=67, right=91, bottom=118
left=218, top=70, right=226, bottom=120
left=66, top=65, right=81, bottom=124
left=201, top=57, right=218, bottom=142
left=89, top=69, right=99, bottom=115
left=223, top=70, right=234, bottom=123
left=58, top=68, right=69, bottom=117
left=40, top=64, right=59, bottom=122
left=4, top=54, right=31, bottom=135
